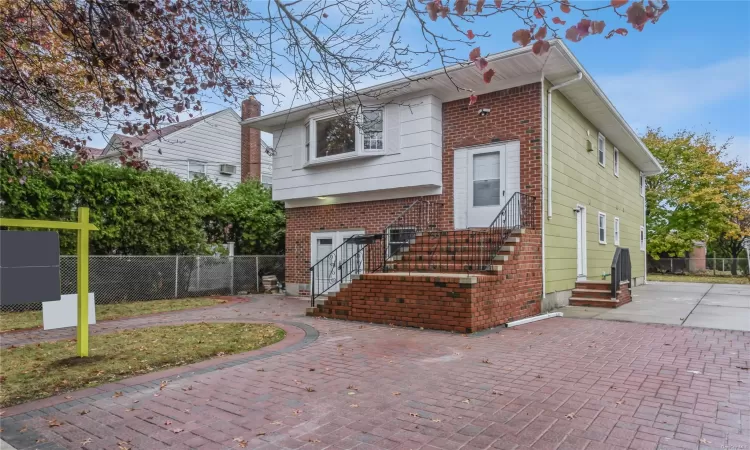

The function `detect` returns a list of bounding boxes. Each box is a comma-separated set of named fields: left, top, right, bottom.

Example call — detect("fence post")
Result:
left=228, top=242, right=235, bottom=295
left=256, top=256, right=260, bottom=293
left=670, top=259, right=673, bottom=273
left=174, top=255, right=179, bottom=298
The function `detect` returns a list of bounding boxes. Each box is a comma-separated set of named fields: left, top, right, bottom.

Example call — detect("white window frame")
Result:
left=640, top=226, right=646, bottom=251
left=597, top=133, right=606, bottom=167
left=613, top=147, right=619, bottom=177
left=304, top=107, right=385, bottom=165
left=188, top=160, right=207, bottom=180
left=386, top=227, right=416, bottom=259
left=640, top=171, right=645, bottom=197
left=598, top=212, right=607, bottom=244
left=614, top=217, right=620, bottom=246
left=261, top=173, right=273, bottom=188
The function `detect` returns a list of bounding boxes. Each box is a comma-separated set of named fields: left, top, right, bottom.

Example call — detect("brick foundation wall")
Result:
left=286, top=83, right=543, bottom=294
left=313, top=230, right=542, bottom=332
left=285, top=195, right=446, bottom=293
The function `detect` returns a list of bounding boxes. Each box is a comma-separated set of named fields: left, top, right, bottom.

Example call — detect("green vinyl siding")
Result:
left=543, top=82, right=645, bottom=293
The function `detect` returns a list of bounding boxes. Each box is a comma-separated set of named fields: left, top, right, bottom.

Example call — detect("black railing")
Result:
left=310, top=199, right=440, bottom=306
left=382, top=192, right=535, bottom=274
left=309, top=194, right=536, bottom=305
left=611, top=247, right=631, bottom=298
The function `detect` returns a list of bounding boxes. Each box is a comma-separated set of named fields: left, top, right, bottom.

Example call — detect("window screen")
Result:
left=473, top=152, right=501, bottom=207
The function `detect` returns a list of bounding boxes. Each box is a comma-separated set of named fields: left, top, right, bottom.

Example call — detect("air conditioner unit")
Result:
left=219, top=164, right=236, bottom=175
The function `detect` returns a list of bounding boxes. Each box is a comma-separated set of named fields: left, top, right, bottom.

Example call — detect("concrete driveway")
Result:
left=560, top=282, right=750, bottom=331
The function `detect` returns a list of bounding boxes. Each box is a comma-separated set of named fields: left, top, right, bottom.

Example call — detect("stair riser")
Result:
left=569, top=299, right=619, bottom=308
left=575, top=282, right=612, bottom=291
left=572, top=290, right=617, bottom=299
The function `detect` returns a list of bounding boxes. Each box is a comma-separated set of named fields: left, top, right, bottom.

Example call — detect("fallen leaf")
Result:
left=125, top=408, right=136, bottom=412
left=257, top=368, right=265, bottom=372
left=292, top=409, right=303, bottom=415
left=64, top=396, right=73, bottom=400
left=256, top=432, right=266, bottom=436
left=19, top=426, right=27, bottom=433
left=117, top=442, right=131, bottom=450
left=233, top=437, right=248, bottom=448
left=432, top=418, right=441, bottom=422
left=699, top=438, right=711, bottom=444
left=271, top=420, right=283, bottom=425
left=615, top=400, right=624, bottom=406
left=113, top=391, right=123, bottom=398
left=348, top=392, right=356, bottom=395
left=462, top=399, right=471, bottom=404
left=81, top=438, right=93, bottom=446
left=309, top=439, right=321, bottom=443
left=392, top=392, right=401, bottom=396
left=170, top=428, right=184, bottom=433
left=159, top=380, right=169, bottom=390
left=305, top=387, right=316, bottom=392
left=492, top=391, right=502, bottom=395
left=350, top=404, right=359, bottom=408
left=565, top=412, right=576, bottom=420
left=36, top=438, right=47, bottom=444
left=79, top=410, right=90, bottom=415
left=48, top=419, right=63, bottom=427
left=409, top=412, right=421, bottom=417
left=164, top=420, right=172, bottom=425
left=482, top=359, right=491, bottom=364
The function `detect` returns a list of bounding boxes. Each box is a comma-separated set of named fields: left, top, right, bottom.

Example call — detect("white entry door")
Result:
left=576, top=205, right=588, bottom=280
left=467, top=146, right=507, bottom=228
left=311, top=230, right=364, bottom=295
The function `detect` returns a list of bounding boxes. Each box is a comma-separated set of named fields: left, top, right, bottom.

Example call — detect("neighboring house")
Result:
left=98, top=107, right=272, bottom=187
left=244, top=40, right=661, bottom=332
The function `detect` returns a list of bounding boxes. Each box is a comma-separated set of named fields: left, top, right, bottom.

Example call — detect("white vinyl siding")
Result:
left=272, top=94, right=442, bottom=203
left=144, top=109, right=243, bottom=186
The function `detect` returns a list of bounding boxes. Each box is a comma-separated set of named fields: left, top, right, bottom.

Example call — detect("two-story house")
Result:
left=98, top=107, right=273, bottom=187
left=243, top=40, right=661, bottom=333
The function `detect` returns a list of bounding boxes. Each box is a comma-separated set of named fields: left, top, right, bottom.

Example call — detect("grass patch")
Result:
left=0, top=322, right=284, bottom=407
left=649, top=274, right=749, bottom=284
left=0, top=297, right=225, bottom=333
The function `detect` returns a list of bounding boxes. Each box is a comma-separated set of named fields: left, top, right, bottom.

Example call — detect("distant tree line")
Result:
left=0, top=154, right=285, bottom=255
left=644, top=129, right=749, bottom=274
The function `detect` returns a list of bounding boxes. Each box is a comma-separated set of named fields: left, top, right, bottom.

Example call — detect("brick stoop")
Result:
left=307, top=229, right=543, bottom=333
left=569, top=279, right=632, bottom=308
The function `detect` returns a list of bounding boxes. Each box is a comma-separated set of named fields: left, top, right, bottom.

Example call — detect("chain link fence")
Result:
left=1, top=255, right=284, bottom=312
left=648, top=257, right=749, bottom=276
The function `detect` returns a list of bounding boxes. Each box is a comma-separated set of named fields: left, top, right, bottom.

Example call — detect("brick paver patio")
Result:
left=1, top=295, right=748, bottom=450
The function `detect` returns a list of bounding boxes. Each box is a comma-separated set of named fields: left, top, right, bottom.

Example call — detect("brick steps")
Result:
left=569, top=280, right=632, bottom=308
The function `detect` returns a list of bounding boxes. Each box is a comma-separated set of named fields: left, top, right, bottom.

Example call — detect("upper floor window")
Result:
left=597, top=133, right=606, bottom=167
left=598, top=212, right=606, bottom=244
left=305, top=107, right=385, bottom=163
left=613, top=147, right=619, bottom=177
left=261, top=174, right=273, bottom=188
left=188, top=160, right=206, bottom=180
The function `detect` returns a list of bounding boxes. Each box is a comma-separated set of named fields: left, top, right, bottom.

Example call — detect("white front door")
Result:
left=576, top=205, right=587, bottom=280
left=311, top=230, right=364, bottom=295
left=467, top=146, right=507, bottom=228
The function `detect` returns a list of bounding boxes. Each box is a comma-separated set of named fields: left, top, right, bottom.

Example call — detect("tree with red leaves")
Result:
left=1, top=0, right=668, bottom=164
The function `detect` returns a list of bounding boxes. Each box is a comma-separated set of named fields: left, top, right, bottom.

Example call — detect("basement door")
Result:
left=311, top=230, right=364, bottom=295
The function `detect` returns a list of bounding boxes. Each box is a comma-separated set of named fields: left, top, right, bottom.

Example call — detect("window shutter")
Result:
left=384, top=104, right=400, bottom=155
left=292, top=125, right=306, bottom=170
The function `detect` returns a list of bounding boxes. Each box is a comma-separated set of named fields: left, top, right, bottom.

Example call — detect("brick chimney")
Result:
left=240, top=97, right=262, bottom=181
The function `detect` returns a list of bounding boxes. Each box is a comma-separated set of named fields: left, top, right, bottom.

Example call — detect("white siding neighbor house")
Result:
left=98, top=108, right=272, bottom=187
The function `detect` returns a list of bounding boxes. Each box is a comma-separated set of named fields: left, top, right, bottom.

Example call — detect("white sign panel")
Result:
left=42, top=293, right=96, bottom=330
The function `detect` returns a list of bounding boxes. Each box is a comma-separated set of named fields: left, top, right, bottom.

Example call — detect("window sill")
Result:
left=304, top=152, right=382, bottom=167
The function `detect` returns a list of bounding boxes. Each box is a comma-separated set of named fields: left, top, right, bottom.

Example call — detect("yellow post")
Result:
left=0, top=208, right=97, bottom=357
left=76, top=207, right=90, bottom=357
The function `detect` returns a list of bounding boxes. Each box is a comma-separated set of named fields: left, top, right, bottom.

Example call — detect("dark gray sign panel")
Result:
left=0, top=231, right=61, bottom=305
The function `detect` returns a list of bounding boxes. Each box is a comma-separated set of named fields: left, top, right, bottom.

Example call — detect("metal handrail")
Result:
left=610, top=247, right=631, bottom=298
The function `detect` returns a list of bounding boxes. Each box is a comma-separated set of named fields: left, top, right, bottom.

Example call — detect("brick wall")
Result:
left=442, top=83, right=543, bottom=228
left=286, top=83, right=543, bottom=293
left=312, top=230, right=543, bottom=332
left=240, top=97, right=262, bottom=181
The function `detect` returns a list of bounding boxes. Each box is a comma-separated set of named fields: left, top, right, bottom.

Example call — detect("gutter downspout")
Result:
left=547, top=72, right=583, bottom=218
left=540, top=73, right=546, bottom=299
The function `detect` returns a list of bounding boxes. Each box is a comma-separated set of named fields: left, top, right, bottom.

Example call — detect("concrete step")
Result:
left=569, top=297, right=620, bottom=308
left=571, top=288, right=617, bottom=299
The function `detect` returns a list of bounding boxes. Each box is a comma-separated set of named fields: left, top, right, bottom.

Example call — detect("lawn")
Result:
left=0, top=323, right=285, bottom=407
left=649, top=273, right=749, bottom=284
left=0, top=297, right=225, bottom=333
